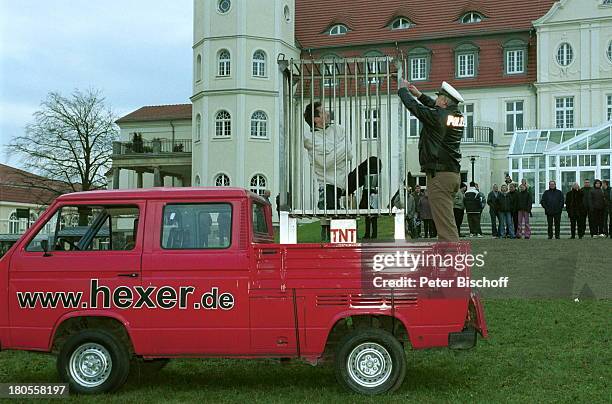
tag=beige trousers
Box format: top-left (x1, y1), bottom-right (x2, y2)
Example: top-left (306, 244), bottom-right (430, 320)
top-left (426, 172), bottom-right (460, 242)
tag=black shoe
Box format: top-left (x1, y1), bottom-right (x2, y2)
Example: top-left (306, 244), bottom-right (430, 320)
top-left (548, 237), bottom-right (553, 239)
top-left (555, 237), bottom-right (560, 239)
top-left (570, 236), bottom-right (575, 239)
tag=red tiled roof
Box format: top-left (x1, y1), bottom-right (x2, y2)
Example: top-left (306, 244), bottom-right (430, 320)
top-left (295, 0), bottom-right (557, 49)
top-left (304, 33), bottom-right (538, 92)
top-left (0, 164), bottom-right (72, 205)
top-left (116, 104), bottom-right (192, 124)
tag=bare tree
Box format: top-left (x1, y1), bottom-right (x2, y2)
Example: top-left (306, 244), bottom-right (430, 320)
top-left (8, 89), bottom-right (118, 197)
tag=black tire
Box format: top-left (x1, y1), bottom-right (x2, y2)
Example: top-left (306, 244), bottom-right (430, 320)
top-left (335, 328), bottom-right (406, 395)
top-left (57, 329), bottom-right (131, 394)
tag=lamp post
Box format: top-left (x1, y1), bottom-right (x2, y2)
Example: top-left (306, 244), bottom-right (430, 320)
top-left (469, 156), bottom-right (477, 183)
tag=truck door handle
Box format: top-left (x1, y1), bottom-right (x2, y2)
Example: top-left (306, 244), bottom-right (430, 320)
top-left (261, 249), bottom-right (278, 255)
top-left (117, 273), bottom-right (139, 278)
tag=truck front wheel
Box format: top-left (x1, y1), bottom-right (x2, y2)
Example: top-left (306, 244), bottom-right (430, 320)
top-left (57, 330), bottom-right (130, 394)
top-left (335, 328), bottom-right (406, 395)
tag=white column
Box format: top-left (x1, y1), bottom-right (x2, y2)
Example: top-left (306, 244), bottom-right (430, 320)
top-left (279, 211), bottom-right (297, 244)
top-left (394, 209), bottom-right (406, 241)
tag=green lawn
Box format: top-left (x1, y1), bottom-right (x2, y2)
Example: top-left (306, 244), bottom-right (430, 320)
top-left (1, 230), bottom-right (610, 403)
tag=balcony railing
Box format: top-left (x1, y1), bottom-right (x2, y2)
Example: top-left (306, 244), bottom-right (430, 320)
top-left (112, 139), bottom-right (192, 156)
top-left (462, 126), bottom-right (494, 145)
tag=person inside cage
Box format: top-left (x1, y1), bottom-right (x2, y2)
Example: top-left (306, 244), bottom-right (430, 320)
top-left (303, 101), bottom-right (381, 240)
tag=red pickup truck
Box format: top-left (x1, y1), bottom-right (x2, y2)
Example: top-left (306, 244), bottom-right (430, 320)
top-left (0, 188), bottom-right (487, 395)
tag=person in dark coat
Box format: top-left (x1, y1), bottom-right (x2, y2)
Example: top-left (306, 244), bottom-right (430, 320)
top-left (453, 183), bottom-right (466, 237)
top-left (581, 179), bottom-right (593, 237)
top-left (417, 190), bottom-right (436, 238)
top-left (602, 180), bottom-right (610, 237)
top-left (587, 179), bottom-right (607, 237)
top-left (487, 184), bottom-right (500, 238)
top-left (412, 185), bottom-right (423, 238)
top-left (398, 80), bottom-right (464, 242)
top-left (464, 182), bottom-right (484, 237)
top-left (516, 183), bottom-right (532, 239)
top-left (496, 184), bottom-right (515, 239)
top-left (566, 182), bottom-right (586, 239)
top-left (541, 180), bottom-right (565, 239)
top-left (508, 183), bottom-right (520, 236)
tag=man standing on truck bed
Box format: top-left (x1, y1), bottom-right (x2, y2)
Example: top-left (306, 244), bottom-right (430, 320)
top-left (398, 79), bottom-right (465, 242)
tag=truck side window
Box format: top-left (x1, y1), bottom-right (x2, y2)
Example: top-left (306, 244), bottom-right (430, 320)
top-left (25, 205), bottom-right (140, 252)
top-left (162, 203), bottom-right (232, 249)
top-left (252, 202), bottom-right (268, 235)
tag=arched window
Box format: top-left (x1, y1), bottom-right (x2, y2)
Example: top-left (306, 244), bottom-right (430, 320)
top-left (252, 50), bottom-right (266, 77)
top-left (218, 0), bottom-right (231, 14)
top-left (195, 114), bottom-right (202, 141)
top-left (215, 110), bottom-right (231, 137)
top-left (329, 24), bottom-right (348, 36)
top-left (218, 49), bottom-right (231, 76)
top-left (196, 54), bottom-right (202, 82)
top-left (250, 174), bottom-right (267, 196)
top-left (283, 5), bottom-right (291, 22)
top-left (607, 40), bottom-right (612, 63)
top-left (390, 17), bottom-right (412, 30)
top-left (556, 43), bottom-right (574, 66)
top-left (194, 175), bottom-right (201, 186)
top-left (460, 12), bottom-right (483, 24)
top-left (8, 212), bottom-right (19, 234)
top-left (250, 111), bottom-right (268, 138)
top-left (214, 173), bottom-right (231, 187)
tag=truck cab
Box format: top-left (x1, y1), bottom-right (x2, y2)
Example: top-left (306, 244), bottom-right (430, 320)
top-left (0, 187), bottom-right (486, 395)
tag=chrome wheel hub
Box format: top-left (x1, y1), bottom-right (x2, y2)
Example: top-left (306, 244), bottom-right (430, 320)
top-left (69, 343), bottom-right (112, 388)
top-left (347, 342), bottom-right (392, 388)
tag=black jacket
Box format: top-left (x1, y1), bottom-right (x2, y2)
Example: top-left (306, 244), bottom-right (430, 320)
top-left (507, 190), bottom-right (519, 213)
top-left (496, 192), bottom-right (513, 213)
top-left (587, 188), bottom-right (606, 211)
top-left (398, 89), bottom-right (462, 174)
top-left (605, 188), bottom-right (612, 213)
top-left (464, 189), bottom-right (483, 213)
top-left (565, 189), bottom-right (585, 218)
top-left (517, 190), bottom-right (532, 212)
top-left (487, 191), bottom-right (499, 212)
top-left (541, 189), bottom-right (564, 216)
top-left (582, 186), bottom-right (592, 210)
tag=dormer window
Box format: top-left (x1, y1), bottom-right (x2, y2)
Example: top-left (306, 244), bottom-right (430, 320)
top-left (390, 17), bottom-right (412, 30)
top-left (329, 24), bottom-right (348, 36)
top-left (460, 12), bottom-right (483, 24)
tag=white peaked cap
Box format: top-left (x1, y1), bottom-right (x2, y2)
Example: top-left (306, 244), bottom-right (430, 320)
top-left (436, 81), bottom-right (465, 104)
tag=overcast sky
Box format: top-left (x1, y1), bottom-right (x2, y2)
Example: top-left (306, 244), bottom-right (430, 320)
top-left (0, 0), bottom-right (192, 166)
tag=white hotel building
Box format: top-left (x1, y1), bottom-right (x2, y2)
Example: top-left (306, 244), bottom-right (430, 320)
top-left (110, 0), bottom-right (612, 211)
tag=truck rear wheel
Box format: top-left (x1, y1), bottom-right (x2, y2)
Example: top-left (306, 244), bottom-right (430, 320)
top-left (335, 328), bottom-right (406, 395)
top-left (57, 330), bottom-right (130, 394)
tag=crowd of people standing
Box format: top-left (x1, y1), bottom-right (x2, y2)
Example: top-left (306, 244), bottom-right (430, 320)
top-left (403, 175), bottom-right (612, 240)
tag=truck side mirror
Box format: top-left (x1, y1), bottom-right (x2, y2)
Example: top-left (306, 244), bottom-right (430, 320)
top-left (40, 240), bottom-right (51, 257)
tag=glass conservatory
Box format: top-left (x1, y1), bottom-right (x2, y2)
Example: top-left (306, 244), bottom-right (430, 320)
top-left (508, 121), bottom-right (612, 203)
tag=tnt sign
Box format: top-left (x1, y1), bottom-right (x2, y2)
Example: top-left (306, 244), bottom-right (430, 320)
top-left (330, 219), bottom-right (357, 244)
